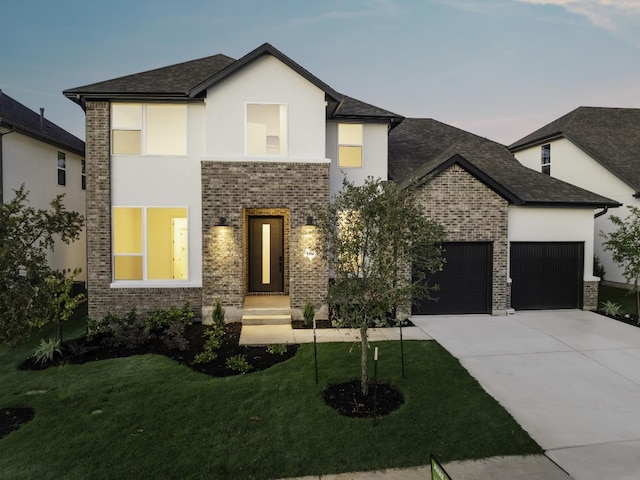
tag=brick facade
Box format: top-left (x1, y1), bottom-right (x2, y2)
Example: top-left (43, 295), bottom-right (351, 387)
top-left (84, 101), bottom-right (202, 320)
top-left (583, 280), bottom-right (599, 311)
top-left (201, 161), bottom-right (329, 316)
top-left (414, 164), bottom-right (510, 314)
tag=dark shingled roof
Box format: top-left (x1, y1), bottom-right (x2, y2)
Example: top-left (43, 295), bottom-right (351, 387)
top-left (63, 43), bottom-right (396, 123)
top-left (509, 107), bottom-right (640, 192)
top-left (0, 90), bottom-right (84, 155)
top-left (389, 118), bottom-right (619, 207)
top-left (64, 54), bottom-right (236, 100)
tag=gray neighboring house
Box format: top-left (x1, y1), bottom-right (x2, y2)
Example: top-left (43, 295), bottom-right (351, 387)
top-left (0, 90), bottom-right (87, 283)
top-left (62, 43), bottom-right (618, 321)
top-left (509, 107), bottom-right (640, 288)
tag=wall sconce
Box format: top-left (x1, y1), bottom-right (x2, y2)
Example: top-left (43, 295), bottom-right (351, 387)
top-left (214, 217), bottom-right (230, 228)
top-left (306, 216), bottom-right (315, 227)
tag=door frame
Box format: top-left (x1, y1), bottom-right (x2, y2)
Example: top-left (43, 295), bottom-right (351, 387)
top-left (243, 208), bottom-right (290, 295)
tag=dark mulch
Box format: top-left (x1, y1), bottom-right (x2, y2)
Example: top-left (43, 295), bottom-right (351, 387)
top-left (0, 407), bottom-right (35, 439)
top-left (323, 379), bottom-right (404, 418)
top-left (19, 323), bottom-right (298, 377)
top-left (597, 311), bottom-right (639, 327)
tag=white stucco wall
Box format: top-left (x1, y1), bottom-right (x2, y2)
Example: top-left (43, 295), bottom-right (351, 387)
top-left (508, 206), bottom-right (598, 282)
top-left (3, 132), bottom-right (86, 281)
top-left (204, 55), bottom-right (328, 162)
top-left (326, 121), bottom-right (388, 198)
top-left (514, 139), bottom-right (634, 285)
top-left (111, 103), bottom-right (203, 287)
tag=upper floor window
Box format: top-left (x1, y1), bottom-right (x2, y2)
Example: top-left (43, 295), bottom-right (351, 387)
top-left (112, 206), bottom-right (189, 282)
top-left (541, 144), bottom-right (551, 175)
top-left (246, 103), bottom-right (287, 156)
top-left (111, 103), bottom-right (187, 156)
top-left (338, 124), bottom-right (363, 168)
top-left (57, 151), bottom-right (66, 186)
top-left (81, 159), bottom-right (86, 190)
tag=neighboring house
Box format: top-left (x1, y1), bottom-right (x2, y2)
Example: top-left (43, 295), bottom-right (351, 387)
top-left (509, 107), bottom-right (639, 288)
top-left (63, 43), bottom-right (617, 320)
top-left (0, 90), bottom-right (87, 284)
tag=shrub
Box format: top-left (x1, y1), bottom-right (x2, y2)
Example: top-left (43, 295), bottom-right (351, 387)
top-left (33, 337), bottom-right (62, 365)
top-left (303, 301), bottom-right (315, 326)
top-left (266, 344), bottom-right (288, 355)
top-left (193, 326), bottom-right (225, 364)
top-left (226, 354), bottom-right (251, 374)
top-left (160, 319), bottom-right (191, 351)
top-left (86, 313), bottom-right (116, 341)
top-left (104, 308), bottom-right (151, 349)
top-left (146, 302), bottom-right (194, 333)
top-left (601, 300), bottom-right (622, 317)
top-left (593, 256), bottom-right (606, 279)
top-left (212, 299), bottom-right (226, 329)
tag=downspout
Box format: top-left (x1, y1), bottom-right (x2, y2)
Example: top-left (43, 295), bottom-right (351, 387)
top-left (594, 206), bottom-right (609, 219)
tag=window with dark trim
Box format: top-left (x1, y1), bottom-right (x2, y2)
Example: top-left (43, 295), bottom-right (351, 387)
top-left (81, 159), bottom-right (86, 190)
top-left (57, 151), bottom-right (66, 186)
top-left (541, 144), bottom-right (551, 175)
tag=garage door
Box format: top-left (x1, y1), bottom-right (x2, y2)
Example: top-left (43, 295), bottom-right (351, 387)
top-left (510, 242), bottom-right (583, 310)
top-left (412, 242), bottom-right (492, 315)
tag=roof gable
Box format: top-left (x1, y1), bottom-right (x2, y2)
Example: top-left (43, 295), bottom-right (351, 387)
top-left (390, 118), bottom-right (619, 208)
top-left (0, 90), bottom-right (84, 155)
top-left (509, 106), bottom-right (640, 192)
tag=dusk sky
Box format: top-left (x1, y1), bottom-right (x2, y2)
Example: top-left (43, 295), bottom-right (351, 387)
top-left (2, 0), bottom-right (640, 144)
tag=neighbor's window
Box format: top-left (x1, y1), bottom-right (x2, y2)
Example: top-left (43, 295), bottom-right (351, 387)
top-left (113, 207), bottom-right (189, 281)
top-left (246, 103), bottom-right (287, 156)
top-left (81, 159), bottom-right (86, 190)
top-left (541, 144), bottom-right (551, 175)
top-left (57, 151), bottom-right (66, 186)
top-left (111, 103), bottom-right (187, 156)
top-left (338, 124), bottom-right (363, 168)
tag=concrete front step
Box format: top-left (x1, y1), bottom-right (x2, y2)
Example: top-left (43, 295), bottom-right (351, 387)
top-left (241, 314), bottom-right (292, 325)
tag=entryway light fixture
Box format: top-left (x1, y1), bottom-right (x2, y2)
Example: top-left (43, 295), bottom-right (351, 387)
top-left (306, 216), bottom-right (315, 226)
top-left (215, 217), bottom-right (229, 228)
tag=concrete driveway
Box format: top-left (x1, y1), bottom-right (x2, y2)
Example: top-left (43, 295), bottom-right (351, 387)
top-left (412, 310), bottom-right (640, 480)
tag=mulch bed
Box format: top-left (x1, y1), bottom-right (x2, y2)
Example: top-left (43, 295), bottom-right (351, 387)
top-left (0, 407), bottom-right (35, 439)
top-left (18, 322), bottom-right (298, 377)
top-left (323, 379), bottom-right (404, 418)
top-left (597, 310), bottom-right (639, 327)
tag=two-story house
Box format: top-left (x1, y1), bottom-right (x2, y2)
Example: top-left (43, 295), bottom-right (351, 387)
top-left (64, 43), bottom-right (618, 321)
top-left (509, 107), bottom-right (640, 289)
top-left (0, 90), bottom-right (86, 285)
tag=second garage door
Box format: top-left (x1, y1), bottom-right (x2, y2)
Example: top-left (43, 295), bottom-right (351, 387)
top-left (412, 242), bottom-right (492, 315)
top-left (510, 242), bottom-right (584, 310)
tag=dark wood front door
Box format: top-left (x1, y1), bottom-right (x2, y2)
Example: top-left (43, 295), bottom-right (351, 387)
top-left (249, 216), bottom-right (284, 292)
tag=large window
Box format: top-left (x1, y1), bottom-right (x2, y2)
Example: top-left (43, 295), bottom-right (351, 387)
top-left (541, 144), bottom-right (551, 175)
top-left (246, 103), bottom-right (287, 156)
top-left (113, 207), bottom-right (189, 281)
top-left (57, 151), bottom-right (66, 186)
top-left (338, 124), bottom-right (363, 168)
top-left (111, 103), bottom-right (187, 156)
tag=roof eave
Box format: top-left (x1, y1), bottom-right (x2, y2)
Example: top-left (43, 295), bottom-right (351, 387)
top-left (509, 132), bottom-right (564, 152)
top-left (518, 200), bottom-right (622, 208)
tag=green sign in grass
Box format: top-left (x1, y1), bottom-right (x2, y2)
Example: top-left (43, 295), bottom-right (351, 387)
top-left (431, 455), bottom-right (452, 480)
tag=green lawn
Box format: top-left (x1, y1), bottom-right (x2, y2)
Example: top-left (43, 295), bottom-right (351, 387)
top-left (599, 284), bottom-right (638, 315)
top-left (1, 316), bottom-right (541, 480)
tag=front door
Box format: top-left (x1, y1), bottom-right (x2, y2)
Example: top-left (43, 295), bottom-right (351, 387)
top-left (249, 216), bottom-right (284, 292)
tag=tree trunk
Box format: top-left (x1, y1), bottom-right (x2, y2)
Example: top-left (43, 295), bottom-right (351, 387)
top-left (360, 323), bottom-right (369, 396)
top-left (636, 278), bottom-right (639, 321)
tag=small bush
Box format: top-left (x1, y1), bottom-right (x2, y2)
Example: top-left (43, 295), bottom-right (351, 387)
top-left (266, 344), bottom-right (287, 355)
top-left (161, 319), bottom-right (191, 351)
top-left (601, 300), bottom-right (622, 317)
top-left (226, 354), bottom-right (251, 374)
top-left (33, 337), bottom-right (62, 365)
top-left (193, 326), bottom-right (225, 364)
top-left (104, 308), bottom-right (151, 349)
top-left (86, 313), bottom-right (116, 341)
top-left (146, 302), bottom-right (195, 333)
top-left (212, 299), bottom-right (226, 329)
top-left (303, 301), bottom-right (315, 326)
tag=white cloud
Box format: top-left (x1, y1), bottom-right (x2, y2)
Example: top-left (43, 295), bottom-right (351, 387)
top-left (515, 0), bottom-right (640, 32)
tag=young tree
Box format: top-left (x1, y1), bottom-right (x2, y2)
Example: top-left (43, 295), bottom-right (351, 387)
top-left (0, 185), bottom-right (84, 346)
top-left (316, 177), bottom-right (445, 395)
top-left (601, 206), bottom-right (640, 319)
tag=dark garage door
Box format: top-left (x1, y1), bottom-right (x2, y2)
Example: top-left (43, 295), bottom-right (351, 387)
top-left (412, 242), bottom-right (492, 315)
top-left (510, 242), bottom-right (583, 310)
